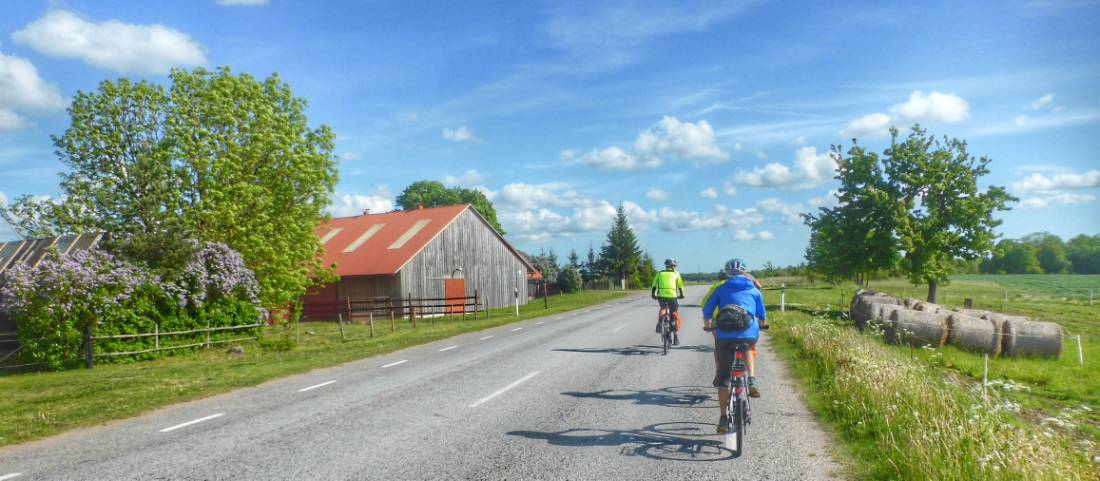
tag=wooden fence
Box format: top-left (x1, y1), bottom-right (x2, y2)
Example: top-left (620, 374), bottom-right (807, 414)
top-left (81, 322), bottom-right (263, 368)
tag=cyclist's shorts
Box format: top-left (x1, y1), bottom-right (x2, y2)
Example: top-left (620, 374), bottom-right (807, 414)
top-left (713, 337), bottom-right (757, 387)
top-left (657, 298), bottom-right (679, 313)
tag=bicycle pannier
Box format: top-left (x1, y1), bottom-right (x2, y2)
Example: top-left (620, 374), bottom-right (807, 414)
top-left (715, 304), bottom-right (751, 331)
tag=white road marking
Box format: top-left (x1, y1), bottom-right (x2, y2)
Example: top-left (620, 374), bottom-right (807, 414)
top-left (480, 335), bottom-right (494, 341)
top-left (0, 473), bottom-right (22, 481)
top-left (382, 360), bottom-right (408, 368)
top-left (469, 371), bottom-right (541, 408)
top-left (511, 327), bottom-right (523, 332)
top-left (535, 321), bottom-right (545, 325)
top-left (159, 413), bottom-right (225, 433)
top-left (439, 345), bottom-right (458, 352)
top-left (297, 380), bottom-right (336, 393)
top-left (612, 324), bottom-right (627, 333)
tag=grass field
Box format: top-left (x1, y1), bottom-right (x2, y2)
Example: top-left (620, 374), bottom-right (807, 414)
top-left (761, 275), bottom-right (1099, 479)
top-left (0, 290), bottom-right (627, 447)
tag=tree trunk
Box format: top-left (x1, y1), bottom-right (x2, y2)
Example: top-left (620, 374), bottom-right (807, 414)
top-left (927, 280), bottom-right (938, 303)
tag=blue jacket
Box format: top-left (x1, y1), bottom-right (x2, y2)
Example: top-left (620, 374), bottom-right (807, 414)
top-left (702, 276), bottom-right (766, 340)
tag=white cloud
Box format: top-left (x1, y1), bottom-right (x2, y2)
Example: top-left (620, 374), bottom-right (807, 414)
top-left (13, 10), bottom-right (206, 75)
top-left (216, 0), bottom-right (270, 5)
top-left (756, 198), bottom-right (806, 224)
top-left (1029, 93), bottom-right (1054, 110)
top-left (734, 146), bottom-right (838, 190)
top-left (329, 187), bottom-right (395, 217)
top-left (840, 113), bottom-right (892, 138)
top-left (579, 146), bottom-right (658, 170)
top-left (0, 190), bottom-right (7, 206)
top-left (442, 126), bottom-right (477, 142)
top-left (890, 90), bottom-right (970, 123)
top-left (443, 169), bottom-right (488, 187)
top-left (496, 182), bottom-right (589, 211)
top-left (699, 187), bottom-right (718, 199)
top-left (571, 116), bottom-right (727, 171)
top-left (721, 180), bottom-right (738, 196)
top-left (633, 116), bottom-right (728, 164)
top-left (971, 108), bottom-right (1100, 136)
top-left (733, 229), bottom-right (775, 241)
top-left (808, 190), bottom-right (841, 209)
top-left (1019, 192), bottom-right (1096, 209)
top-left (0, 49), bottom-right (66, 130)
top-left (645, 188), bottom-right (669, 202)
top-left (338, 152), bottom-right (362, 162)
top-left (1012, 170), bottom-right (1100, 191)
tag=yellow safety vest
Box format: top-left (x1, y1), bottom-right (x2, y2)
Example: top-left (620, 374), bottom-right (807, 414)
top-left (652, 270), bottom-right (683, 298)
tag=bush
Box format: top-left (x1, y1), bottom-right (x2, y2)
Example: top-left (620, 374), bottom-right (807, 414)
top-left (557, 266), bottom-right (582, 293)
top-left (0, 243), bottom-right (261, 369)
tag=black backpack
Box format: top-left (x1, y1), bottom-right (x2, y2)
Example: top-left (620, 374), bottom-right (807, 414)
top-left (715, 304), bottom-right (752, 331)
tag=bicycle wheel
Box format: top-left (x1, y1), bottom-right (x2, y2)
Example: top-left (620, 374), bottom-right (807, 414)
top-left (732, 397), bottom-right (745, 454)
top-left (661, 319), bottom-right (671, 355)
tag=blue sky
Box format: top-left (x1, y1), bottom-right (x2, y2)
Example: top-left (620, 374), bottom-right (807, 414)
top-left (1, 0), bottom-right (1098, 271)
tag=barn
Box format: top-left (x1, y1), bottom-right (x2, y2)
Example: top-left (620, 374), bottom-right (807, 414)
top-left (301, 204), bottom-right (539, 319)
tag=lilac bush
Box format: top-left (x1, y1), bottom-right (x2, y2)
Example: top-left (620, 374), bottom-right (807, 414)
top-left (172, 241), bottom-right (260, 310)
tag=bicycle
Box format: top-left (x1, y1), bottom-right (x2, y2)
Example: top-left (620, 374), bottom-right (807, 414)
top-left (721, 341), bottom-right (753, 454)
top-left (658, 308), bottom-right (674, 355)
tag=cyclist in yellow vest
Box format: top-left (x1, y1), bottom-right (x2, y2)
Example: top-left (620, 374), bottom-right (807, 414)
top-left (651, 258), bottom-right (685, 345)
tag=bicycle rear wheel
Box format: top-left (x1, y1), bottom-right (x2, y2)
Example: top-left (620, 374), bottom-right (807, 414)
top-left (661, 319), bottom-right (671, 355)
top-left (732, 397), bottom-right (745, 454)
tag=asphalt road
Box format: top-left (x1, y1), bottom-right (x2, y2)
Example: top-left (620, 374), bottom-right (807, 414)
top-left (0, 285), bottom-right (844, 480)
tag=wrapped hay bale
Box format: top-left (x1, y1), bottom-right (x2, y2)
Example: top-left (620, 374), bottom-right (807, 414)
top-left (913, 301), bottom-right (943, 314)
top-left (957, 308), bottom-right (994, 319)
top-left (945, 313), bottom-right (1001, 355)
top-left (901, 298), bottom-right (922, 309)
top-left (850, 292), bottom-right (898, 331)
top-left (872, 303), bottom-right (904, 339)
top-left (1002, 319), bottom-right (1064, 359)
top-left (888, 309), bottom-right (949, 347)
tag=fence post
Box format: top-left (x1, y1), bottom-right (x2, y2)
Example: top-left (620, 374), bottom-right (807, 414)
top-left (1090, 289), bottom-right (1094, 306)
top-left (543, 282), bottom-right (549, 309)
top-left (408, 293), bottom-right (417, 328)
top-left (154, 322), bottom-right (160, 353)
top-left (1077, 335), bottom-right (1084, 366)
top-left (474, 290), bottom-right (479, 321)
top-left (982, 353), bottom-right (989, 402)
top-left (514, 287), bottom-right (519, 317)
top-left (389, 299), bottom-right (395, 333)
top-left (206, 318), bottom-right (211, 348)
top-left (338, 313), bottom-right (346, 341)
top-left (780, 284), bottom-right (786, 313)
top-left (83, 325), bottom-right (94, 369)
top-left (369, 311), bottom-right (375, 338)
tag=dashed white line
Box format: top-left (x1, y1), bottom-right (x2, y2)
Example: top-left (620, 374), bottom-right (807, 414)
top-left (612, 324), bottom-right (627, 333)
top-left (469, 371), bottom-right (541, 408)
top-left (382, 360), bottom-right (408, 368)
top-left (298, 380), bottom-right (336, 393)
top-left (511, 327), bottom-right (523, 332)
top-left (535, 321), bottom-right (545, 325)
top-left (159, 413), bottom-right (225, 433)
top-left (480, 335), bottom-right (494, 341)
top-left (0, 473), bottom-right (23, 481)
top-left (439, 345), bottom-right (458, 352)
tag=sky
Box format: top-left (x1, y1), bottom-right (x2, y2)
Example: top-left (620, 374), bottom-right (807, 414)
top-left (0, 0), bottom-right (1098, 272)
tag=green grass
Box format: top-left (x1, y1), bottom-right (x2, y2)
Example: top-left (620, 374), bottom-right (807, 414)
top-left (0, 289), bottom-right (628, 447)
top-left (762, 277), bottom-right (1100, 479)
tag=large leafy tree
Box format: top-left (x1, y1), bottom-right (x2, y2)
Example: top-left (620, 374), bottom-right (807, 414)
top-left (884, 127), bottom-right (1015, 302)
top-left (599, 204), bottom-right (642, 288)
top-left (804, 142), bottom-right (900, 284)
top-left (1026, 233), bottom-right (1072, 274)
top-left (1067, 234), bottom-right (1100, 274)
top-left (0, 68), bottom-right (339, 309)
top-left (395, 180), bottom-right (504, 233)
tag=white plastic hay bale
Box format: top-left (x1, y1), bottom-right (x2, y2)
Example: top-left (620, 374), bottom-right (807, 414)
top-left (850, 291), bottom-right (896, 331)
top-left (913, 302), bottom-right (943, 314)
top-left (957, 308), bottom-right (994, 318)
top-left (945, 313), bottom-right (1000, 355)
top-left (888, 309), bottom-right (949, 347)
top-left (1002, 319), bottom-right (1064, 359)
top-left (901, 298), bottom-right (922, 309)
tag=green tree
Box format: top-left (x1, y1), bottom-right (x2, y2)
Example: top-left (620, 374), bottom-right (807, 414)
top-left (637, 252), bottom-right (657, 288)
top-left (395, 180), bottom-right (504, 234)
top-left (884, 127), bottom-right (1015, 302)
top-left (581, 244), bottom-right (599, 283)
top-left (1027, 233), bottom-right (1072, 274)
top-left (556, 266), bottom-right (582, 294)
top-left (599, 204), bottom-right (642, 288)
top-left (567, 249), bottom-right (581, 270)
top-left (1066, 234), bottom-right (1100, 274)
top-left (529, 249), bottom-right (559, 283)
top-left (0, 68), bottom-right (339, 309)
top-left (804, 142), bottom-right (901, 285)
top-left (985, 239), bottom-right (1042, 274)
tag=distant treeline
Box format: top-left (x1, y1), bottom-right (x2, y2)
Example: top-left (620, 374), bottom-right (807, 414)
top-left (976, 232), bottom-right (1100, 274)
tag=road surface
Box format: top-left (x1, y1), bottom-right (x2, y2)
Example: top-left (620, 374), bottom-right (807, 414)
top-left (0, 285), bottom-right (843, 480)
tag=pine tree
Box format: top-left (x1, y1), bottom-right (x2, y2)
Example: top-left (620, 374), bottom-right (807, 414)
top-left (599, 204), bottom-right (642, 288)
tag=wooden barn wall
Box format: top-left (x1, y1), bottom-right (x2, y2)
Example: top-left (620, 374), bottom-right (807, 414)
top-left (338, 275), bottom-right (402, 300)
top-left (399, 209), bottom-right (529, 309)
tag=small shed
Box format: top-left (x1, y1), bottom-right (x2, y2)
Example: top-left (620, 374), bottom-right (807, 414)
top-left (301, 204), bottom-right (538, 319)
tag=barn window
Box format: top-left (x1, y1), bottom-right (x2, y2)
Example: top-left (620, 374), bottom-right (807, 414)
top-left (388, 219), bottom-right (431, 249)
top-left (319, 227), bottom-right (344, 245)
top-left (344, 224), bottom-right (385, 253)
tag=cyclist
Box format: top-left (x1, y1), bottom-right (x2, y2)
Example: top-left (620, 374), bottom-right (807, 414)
top-left (702, 258), bottom-right (766, 434)
top-left (651, 258), bottom-right (685, 345)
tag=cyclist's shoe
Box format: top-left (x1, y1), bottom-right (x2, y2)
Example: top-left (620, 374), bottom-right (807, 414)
top-left (673, 334), bottom-right (680, 345)
top-left (748, 378), bottom-right (761, 398)
top-left (717, 415), bottom-right (730, 434)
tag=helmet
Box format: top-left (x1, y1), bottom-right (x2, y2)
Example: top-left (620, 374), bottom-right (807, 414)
top-left (723, 258), bottom-right (747, 276)
top-left (664, 258), bottom-right (677, 269)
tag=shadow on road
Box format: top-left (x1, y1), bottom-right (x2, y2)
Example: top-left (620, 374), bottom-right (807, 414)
top-left (561, 385), bottom-right (718, 409)
top-left (507, 422), bottom-right (738, 461)
top-left (553, 344), bottom-right (713, 356)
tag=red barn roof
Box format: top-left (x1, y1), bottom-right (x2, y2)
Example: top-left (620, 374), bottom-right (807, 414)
top-left (316, 204), bottom-right (537, 277)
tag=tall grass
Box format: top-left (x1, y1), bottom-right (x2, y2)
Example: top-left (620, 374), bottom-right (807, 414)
top-left (773, 307), bottom-right (1098, 481)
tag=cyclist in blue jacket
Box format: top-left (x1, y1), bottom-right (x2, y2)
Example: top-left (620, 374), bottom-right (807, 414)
top-left (702, 258), bottom-right (767, 434)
